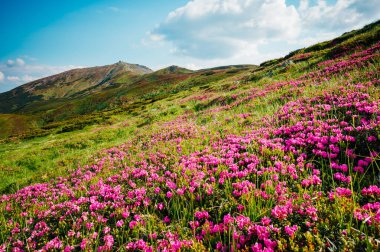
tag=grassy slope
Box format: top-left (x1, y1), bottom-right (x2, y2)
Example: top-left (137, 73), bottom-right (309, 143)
top-left (0, 114), bottom-right (38, 138)
top-left (0, 65), bottom-right (256, 140)
top-left (0, 23), bottom-right (378, 193)
top-left (0, 20), bottom-right (379, 251)
top-left (0, 65), bottom-right (256, 193)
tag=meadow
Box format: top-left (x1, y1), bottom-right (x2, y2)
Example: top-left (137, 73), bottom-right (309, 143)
top-left (0, 22), bottom-right (380, 251)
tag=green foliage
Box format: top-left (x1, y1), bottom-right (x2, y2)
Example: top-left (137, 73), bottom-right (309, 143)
top-left (0, 19), bottom-right (379, 199)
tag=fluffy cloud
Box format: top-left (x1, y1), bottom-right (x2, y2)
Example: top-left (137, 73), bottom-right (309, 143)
top-left (150, 0), bottom-right (380, 67)
top-left (21, 75), bottom-right (37, 83)
top-left (16, 58), bottom-right (25, 66)
top-left (0, 57), bottom-right (83, 92)
top-left (7, 76), bottom-right (20, 81)
top-left (6, 58), bottom-right (25, 67)
top-left (153, 0), bottom-right (300, 59)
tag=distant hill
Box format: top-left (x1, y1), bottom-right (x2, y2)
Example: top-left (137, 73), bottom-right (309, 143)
top-left (154, 65), bottom-right (193, 75)
top-left (0, 20), bottom-right (379, 141)
top-left (1, 20), bottom-right (380, 252)
top-left (0, 61), bottom-right (152, 113)
top-left (0, 60), bottom-right (257, 138)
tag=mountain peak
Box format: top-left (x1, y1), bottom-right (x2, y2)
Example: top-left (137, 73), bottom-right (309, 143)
top-left (116, 60), bottom-right (127, 65)
top-left (0, 61), bottom-right (153, 113)
top-left (155, 65), bottom-right (193, 74)
top-left (112, 61), bottom-right (153, 74)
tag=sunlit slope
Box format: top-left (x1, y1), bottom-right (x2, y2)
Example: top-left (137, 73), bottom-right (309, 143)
top-left (0, 20), bottom-right (379, 251)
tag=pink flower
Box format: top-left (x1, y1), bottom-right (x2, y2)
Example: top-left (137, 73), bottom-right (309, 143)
top-left (261, 217), bottom-right (271, 226)
top-left (254, 225), bottom-right (270, 240)
top-left (264, 238), bottom-right (277, 249)
top-left (166, 191), bottom-right (173, 198)
top-left (11, 227), bottom-right (20, 235)
top-left (189, 220), bottom-right (199, 229)
top-left (271, 205), bottom-right (291, 220)
top-left (306, 206), bottom-right (318, 221)
top-left (64, 246), bottom-right (74, 252)
top-left (236, 215), bottom-right (251, 230)
top-left (156, 202), bottom-right (164, 210)
top-left (129, 221), bottom-right (138, 230)
top-left (103, 234), bottom-right (114, 249)
top-left (80, 238), bottom-right (88, 250)
top-left (335, 187), bottom-right (352, 197)
top-left (353, 166), bottom-right (364, 173)
top-left (44, 237), bottom-right (62, 250)
top-left (122, 210), bottom-right (130, 219)
top-left (86, 222), bottom-right (94, 230)
top-left (149, 232), bottom-right (157, 240)
top-left (362, 185), bottom-right (380, 197)
top-left (194, 211), bottom-right (210, 220)
top-left (216, 242), bottom-right (223, 250)
top-left (103, 226), bottom-right (111, 234)
top-left (368, 136), bottom-right (377, 142)
top-left (223, 214), bottom-right (234, 225)
top-left (251, 243), bottom-right (263, 252)
top-left (163, 216), bottom-right (171, 223)
top-left (91, 232), bottom-right (98, 239)
top-left (284, 225), bottom-right (298, 236)
top-left (116, 220), bottom-right (124, 228)
top-left (177, 188), bottom-right (185, 195)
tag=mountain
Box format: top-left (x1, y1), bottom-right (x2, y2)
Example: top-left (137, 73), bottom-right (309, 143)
top-left (1, 20), bottom-right (380, 251)
top-left (0, 60), bottom-right (257, 139)
top-left (0, 20), bottom-right (378, 141)
top-left (154, 65), bottom-right (193, 75)
top-left (0, 61), bottom-right (152, 113)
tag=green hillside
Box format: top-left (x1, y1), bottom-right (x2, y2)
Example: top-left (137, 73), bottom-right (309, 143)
top-left (0, 20), bottom-right (379, 251)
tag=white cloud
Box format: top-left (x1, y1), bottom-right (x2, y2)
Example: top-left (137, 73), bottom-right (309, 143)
top-left (21, 75), bottom-right (37, 82)
top-left (0, 57), bottom-right (83, 92)
top-left (6, 60), bottom-right (15, 67)
top-left (22, 64), bottom-right (82, 74)
top-left (16, 58), bottom-right (25, 66)
top-left (7, 76), bottom-right (20, 81)
top-left (152, 0), bottom-right (300, 60)
top-left (150, 0), bottom-right (380, 67)
top-left (147, 32), bottom-right (165, 42)
top-left (6, 58), bottom-right (26, 67)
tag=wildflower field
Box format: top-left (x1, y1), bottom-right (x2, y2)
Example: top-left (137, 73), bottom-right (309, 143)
top-left (1, 22), bottom-right (380, 251)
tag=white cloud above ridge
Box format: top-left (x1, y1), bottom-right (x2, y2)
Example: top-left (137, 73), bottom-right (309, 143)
top-left (6, 58), bottom-right (25, 67)
top-left (0, 57), bottom-right (83, 92)
top-left (7, 76), bottom-right (21, 82)
top-left (150, 0), bottom-right (380, 67)
top-left (16, 58), bottom-right (25, 66)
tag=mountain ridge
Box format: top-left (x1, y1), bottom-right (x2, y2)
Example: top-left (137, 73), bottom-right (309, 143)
top-left (1, 20), bottom-right (380, 251)
top-left (0, 62), bottom-right (153, 114)
top-left (0, 62), bottom-right (258, 115)
top-left (0, 20), bottom-right (378, 140)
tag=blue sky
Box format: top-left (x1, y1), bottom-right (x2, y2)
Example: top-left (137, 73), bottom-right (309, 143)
top-left (0, 0), bottom-right (379, 92)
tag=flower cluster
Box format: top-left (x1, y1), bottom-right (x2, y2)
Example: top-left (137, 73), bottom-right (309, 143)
top-left (1, 35), bottom-right (380, 251)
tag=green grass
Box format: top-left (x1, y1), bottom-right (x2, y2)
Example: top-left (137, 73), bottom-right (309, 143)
top-left (0, 20), bottom-right (379, 196)
top-left (0, 21), bottom-right (380, 252)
